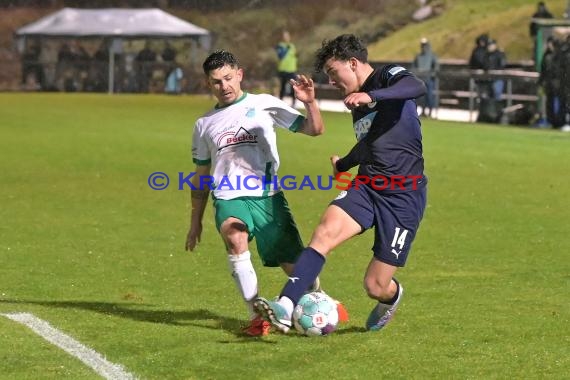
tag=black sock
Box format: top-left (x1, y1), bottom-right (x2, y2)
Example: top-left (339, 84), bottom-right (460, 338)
top-left (384, 278), bottom-right (400, 305)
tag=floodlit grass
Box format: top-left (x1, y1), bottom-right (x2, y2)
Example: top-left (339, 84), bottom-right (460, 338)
top-left (0, 93), bottom-right (569, 379)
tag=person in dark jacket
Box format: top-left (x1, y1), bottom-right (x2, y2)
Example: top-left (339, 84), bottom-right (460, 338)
top-left (530, 1), bottom-right (554, 39)
top-left (469, 34), bottom-right (489, 70)
top-left (485, 39), bottom-right (507, 101)
top-left (136, 41), bottom-right (157, 93)
top-left (539, 36), bottom-right (563, 127)
top-left (530, 2), bottom-right (554, 60)
top-left (559, 36), bottom-right (570, 130)
top-left (469, 34), bottom-right (491, 101)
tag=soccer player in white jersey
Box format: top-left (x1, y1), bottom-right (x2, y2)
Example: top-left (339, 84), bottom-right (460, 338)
top-left (185, 50), bottom-right (344, 336)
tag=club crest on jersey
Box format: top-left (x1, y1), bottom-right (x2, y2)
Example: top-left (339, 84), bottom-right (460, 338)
top-left (217, 127), bottom-right (258, 149)
top-left (353, 111), bottom-right (377, 141)
top-left (245, 107), bottom-right (256, 118)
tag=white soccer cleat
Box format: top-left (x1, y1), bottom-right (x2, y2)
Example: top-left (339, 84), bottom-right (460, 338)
top-left (366, 284), bottom-right (403, 331)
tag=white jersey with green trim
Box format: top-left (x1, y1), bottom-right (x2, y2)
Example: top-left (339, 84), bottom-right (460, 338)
top-left (192, 92), bottom-right (304, 200)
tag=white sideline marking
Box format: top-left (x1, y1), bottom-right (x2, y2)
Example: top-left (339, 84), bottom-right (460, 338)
top-left (2, 312), bottom-right (137, 380)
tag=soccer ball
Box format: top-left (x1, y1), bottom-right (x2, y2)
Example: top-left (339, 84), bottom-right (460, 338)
top-left (293, 291), bottom-right (339, 336)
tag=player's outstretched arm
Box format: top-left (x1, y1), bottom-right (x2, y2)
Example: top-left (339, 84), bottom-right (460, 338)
top-left (368, 75), bottom-right (426, 101)
top-left (291, 75), bottom-right (325, 136)
top-left (185, 164), bottom-right (211, 251)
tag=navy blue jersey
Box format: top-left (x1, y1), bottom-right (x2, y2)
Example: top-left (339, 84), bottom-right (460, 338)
top-left (337, 65), bottom-right (427, 193)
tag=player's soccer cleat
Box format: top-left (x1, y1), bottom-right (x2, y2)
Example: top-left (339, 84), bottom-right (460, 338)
top-left (335, 300), bottom-right (350, 323)
top-left (242, 316), bottom-right (271, 337)
top-left (253, 297), bottom-right (292, 333)
top-left (366, 284), bottom-right (403, 331)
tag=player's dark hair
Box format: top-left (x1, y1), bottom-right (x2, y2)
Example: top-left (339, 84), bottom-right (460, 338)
top-left (202, 50), bottom-right (239, 75)
top-left (314, 34), bottom-right (368, 73)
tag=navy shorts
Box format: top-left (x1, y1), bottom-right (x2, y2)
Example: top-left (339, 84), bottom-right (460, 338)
top-left (330, 184), bottom-right (427, 267)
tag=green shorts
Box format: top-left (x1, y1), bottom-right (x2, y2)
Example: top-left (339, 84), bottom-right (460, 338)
top-left (213, 192), bottom-right (304, 267)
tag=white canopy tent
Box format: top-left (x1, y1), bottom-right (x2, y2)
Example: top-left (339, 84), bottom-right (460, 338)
top-left (14, 8), bottom-right (212, 93)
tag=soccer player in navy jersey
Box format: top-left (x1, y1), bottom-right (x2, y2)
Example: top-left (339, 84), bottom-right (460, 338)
top-left (254, 34), bottom-right (428, 333)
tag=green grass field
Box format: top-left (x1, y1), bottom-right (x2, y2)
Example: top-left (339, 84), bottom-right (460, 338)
top-left (0, 93), bottom-right (568, 379)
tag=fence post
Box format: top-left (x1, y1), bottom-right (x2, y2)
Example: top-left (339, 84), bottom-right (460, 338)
top-left (468, 76), bottom-right (475, 122)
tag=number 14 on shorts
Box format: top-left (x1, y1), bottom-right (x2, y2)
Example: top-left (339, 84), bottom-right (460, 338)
top-left (391, 227), bottom-right (408, 258)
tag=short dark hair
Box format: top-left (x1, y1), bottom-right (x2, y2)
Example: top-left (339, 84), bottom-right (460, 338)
top-left (314, 34), bottom-right (368, 73)
top-left (202, 50), bottom-right (239, 75)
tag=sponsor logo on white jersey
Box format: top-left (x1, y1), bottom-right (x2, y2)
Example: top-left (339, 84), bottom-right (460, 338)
top-left (217, 127), bottom-right (258, 149)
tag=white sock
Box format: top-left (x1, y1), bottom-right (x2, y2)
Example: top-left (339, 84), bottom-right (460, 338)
top-left (278, 296), bottom-right (294, 317)
top-left (228, 251), bottom-right (258, 320)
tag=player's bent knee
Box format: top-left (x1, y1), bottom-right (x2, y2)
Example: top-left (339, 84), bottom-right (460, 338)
top-left (220, 219), bottom-right (248, 253)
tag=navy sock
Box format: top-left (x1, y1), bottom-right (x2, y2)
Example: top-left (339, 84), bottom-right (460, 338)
top-left (384, 278), bottom-right (400, 305)
top-left (281, 247), bottom-right (325, 305)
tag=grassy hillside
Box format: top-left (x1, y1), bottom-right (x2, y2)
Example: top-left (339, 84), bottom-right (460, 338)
top-left (368, 0), bottom-right (568, 62)
top-left (155, 0), bottom-right (419, 76)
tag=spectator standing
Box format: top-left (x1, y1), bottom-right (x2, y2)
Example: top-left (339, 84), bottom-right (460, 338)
top-left (539, 36), bottom-right (563, 127)
top-left (162, 42), bottom-right (181, 94)
top-left (530, 2), bottom-right (554, 60)
top-left (412, 37), bottom-right (439, 117)
top-left (469, 34), bottom-right (489, 70)
top-left (120, 42), bottom-right (138, 93)
top-left (164, 67), bottom-right (184, 94)
top-left (275, 30), bottom-right (298, 106)
top-left (92, 41), bottom-right (109, 92)
top-left (485, 39), bottom-right (507, 101)
top-left (56, 42), bottom-right (77, 91)
top-left (530, 2), bottom-right (554, 38)
top-left (136, 41), bottom-right (157, 93)
top-left (469, 34), bottom-right (492, 100)
top-left (72, 41), bottom-right (91, 91)
top-left (559, 36), bottom-right (570, 131)
top-left (21, 39), bottom-right (44, 90)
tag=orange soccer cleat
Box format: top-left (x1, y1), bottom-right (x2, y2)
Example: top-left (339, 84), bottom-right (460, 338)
top-left (242, 316), bottom-right (271, 337)
top-left (335, 300), bottom-right (350, 323)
